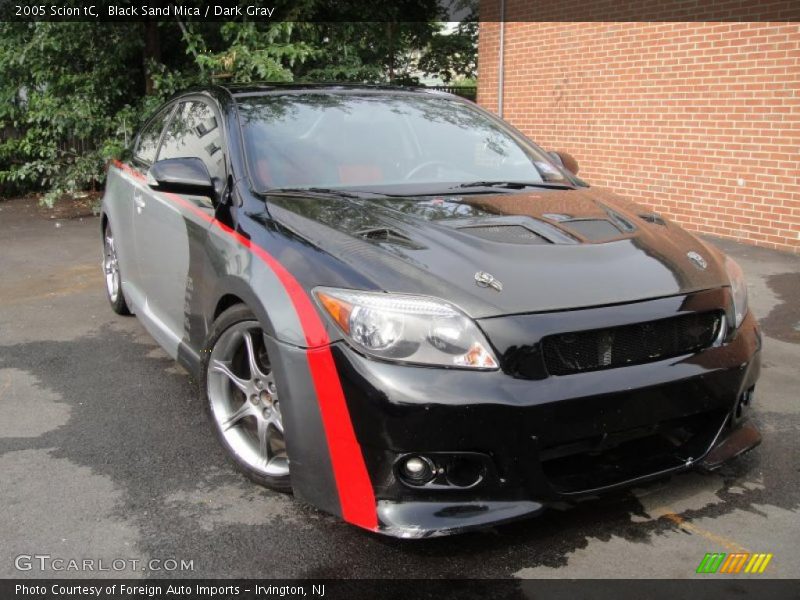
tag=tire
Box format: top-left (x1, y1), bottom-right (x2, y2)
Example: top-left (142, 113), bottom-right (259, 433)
top-left (201, 304), bottom-right (292, 492)
top-left (103, 223), bottom-right (132, 315)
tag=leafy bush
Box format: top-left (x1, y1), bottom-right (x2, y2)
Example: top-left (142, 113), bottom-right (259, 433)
top-left (0, 16), bottom-right (476, 204)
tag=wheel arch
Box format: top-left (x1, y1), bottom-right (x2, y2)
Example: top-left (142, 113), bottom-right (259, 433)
top-left (206, 276), bottom-right (282, 345)
top-left (213, 293), bottom-right (246, 320)
top-left (100, 210), bottom-right (112, 244)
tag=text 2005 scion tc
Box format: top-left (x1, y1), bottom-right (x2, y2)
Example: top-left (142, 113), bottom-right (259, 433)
top-left (101, 84), bottom-right (761, 538)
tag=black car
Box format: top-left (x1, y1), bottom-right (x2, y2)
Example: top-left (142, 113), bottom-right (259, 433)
top-left (101, 84), bottom-right (761, 537)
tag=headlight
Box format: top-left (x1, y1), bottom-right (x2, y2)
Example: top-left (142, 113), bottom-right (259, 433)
top-left (724, 256), bottom-right (749, 328)
top-left (314, 288), bottom-right (498, 369)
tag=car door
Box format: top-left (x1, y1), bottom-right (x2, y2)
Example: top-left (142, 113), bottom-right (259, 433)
top-left (115, 104), bottom-right (175, 312)
top-left (133, 99), bottom-right (225, 357)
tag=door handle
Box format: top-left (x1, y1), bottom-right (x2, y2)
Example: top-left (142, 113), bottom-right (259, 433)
top-left (134, 192), bottom-right (145, 213)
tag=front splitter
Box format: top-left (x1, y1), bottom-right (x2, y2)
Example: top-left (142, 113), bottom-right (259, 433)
top-left (376, 500), bottom-right (544, 538)
top-left (698, 420), bottom-right (762, 471)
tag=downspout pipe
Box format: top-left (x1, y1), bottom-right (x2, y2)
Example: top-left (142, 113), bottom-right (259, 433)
top-left (498, 0), bottom-right (505, 117)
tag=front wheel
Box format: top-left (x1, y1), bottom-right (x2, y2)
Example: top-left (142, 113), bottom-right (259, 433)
top-left (201, 305), bottom-right (291, 492)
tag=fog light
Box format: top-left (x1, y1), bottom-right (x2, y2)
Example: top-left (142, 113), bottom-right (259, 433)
top-left (399, 455), bottom-right (435, 485)
top-left (446, 457), bottom-right (485, 488)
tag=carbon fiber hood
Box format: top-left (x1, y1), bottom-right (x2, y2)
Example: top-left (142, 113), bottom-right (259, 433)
top-left (265, 187), bottom-right (730, 319)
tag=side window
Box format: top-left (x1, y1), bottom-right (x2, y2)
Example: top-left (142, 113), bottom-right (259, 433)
top-left (158, 101), bottom-right (225, 181)
top-left (133, 106), bottom-right (172, 165)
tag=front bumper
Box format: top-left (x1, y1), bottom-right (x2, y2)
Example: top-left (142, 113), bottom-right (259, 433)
top-left (329, 298), bottom-right (762, 538)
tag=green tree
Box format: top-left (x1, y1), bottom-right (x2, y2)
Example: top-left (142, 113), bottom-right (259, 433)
top-left (417, 16), bottom-right (478, 83)
top-left (0, 12), bottom-right (476, 204)
top-left (0, 22), bottom-right (146, 202)
top-left (0, 20), bottom-right (312, 203)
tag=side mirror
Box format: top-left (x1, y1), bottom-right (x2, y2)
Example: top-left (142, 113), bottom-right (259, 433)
top-left (148, 157), bottom-right (216, 198)
top-left (548, 151), bottom-right (580, 175)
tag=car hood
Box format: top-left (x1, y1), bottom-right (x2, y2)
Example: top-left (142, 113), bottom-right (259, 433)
top-left (265, 187), bottom-right (729, 319)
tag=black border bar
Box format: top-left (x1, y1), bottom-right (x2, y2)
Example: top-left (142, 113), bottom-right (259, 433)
top-left (3, 579), bottom-right (800, 600)
top-left (0, 0), bottom-right (798, 22)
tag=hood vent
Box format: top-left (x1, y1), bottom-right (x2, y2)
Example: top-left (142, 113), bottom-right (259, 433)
top-left (564, 219), bottom-right (623, 242)
top-left (358, 227), bottom-right (424, 249)
top-left (603, 208), bottom-right (636, 233)
top-left (639, 212), bottom-right (667, 226)
top-left (459, 224), bottom-right (550, 245)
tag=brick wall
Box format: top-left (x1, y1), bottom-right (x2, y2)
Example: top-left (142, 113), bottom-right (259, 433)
top-left (477, 16), bottom-right (800, 252)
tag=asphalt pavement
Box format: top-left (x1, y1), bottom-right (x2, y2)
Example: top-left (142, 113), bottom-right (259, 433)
top-left (1, 196), bottom-right (798, 579)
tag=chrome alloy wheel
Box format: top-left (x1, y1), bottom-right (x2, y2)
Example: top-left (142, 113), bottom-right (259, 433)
top-left (103, 232), bottom-right (121, 302)
top-left (207, 321), bottom-right (289, 478)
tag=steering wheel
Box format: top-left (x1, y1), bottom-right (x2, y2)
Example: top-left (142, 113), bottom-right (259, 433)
top-left (404, 160), bottom-right (452, 181)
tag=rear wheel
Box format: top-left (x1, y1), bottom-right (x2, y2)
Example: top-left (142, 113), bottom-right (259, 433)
top-left (202, 305), bottom-right (291, 492)
top-left (103, 224), bottom-right (131, 315)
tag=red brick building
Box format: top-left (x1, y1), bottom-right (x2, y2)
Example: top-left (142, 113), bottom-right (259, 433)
top-left (477, 11), bottom-right (800, 252)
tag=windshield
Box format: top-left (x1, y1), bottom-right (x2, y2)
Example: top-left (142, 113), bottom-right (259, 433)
top-left (236, 92), bottom-right (577, 194)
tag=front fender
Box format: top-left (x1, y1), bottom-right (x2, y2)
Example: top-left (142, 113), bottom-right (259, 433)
top-left (189, 219), bottom-right (378, 531)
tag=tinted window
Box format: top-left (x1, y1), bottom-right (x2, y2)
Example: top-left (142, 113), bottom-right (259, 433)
top-left (134, 106), bottom-right (172, 165)
top-left (158, 101), bottom-right (224, 181)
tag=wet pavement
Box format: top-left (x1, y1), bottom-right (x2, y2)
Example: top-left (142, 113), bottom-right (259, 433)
top-left (1, 197), bottom-right (798, 579)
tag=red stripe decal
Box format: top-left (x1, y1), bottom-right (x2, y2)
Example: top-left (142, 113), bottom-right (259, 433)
top-left (111, 160), bottom-right (378, 530)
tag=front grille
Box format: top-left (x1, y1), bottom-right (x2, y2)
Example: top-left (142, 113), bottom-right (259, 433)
top-left (541, 409), bottom-right (727, 494)
top-left (542, 311), bottom-right (723, 376)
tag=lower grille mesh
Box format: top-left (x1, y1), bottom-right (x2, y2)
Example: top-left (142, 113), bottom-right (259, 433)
top-left (542, 311), bottom-right (723, 376)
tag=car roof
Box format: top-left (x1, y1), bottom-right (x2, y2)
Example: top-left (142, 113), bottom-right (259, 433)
top-left (214, 82), bottom-right (452, 99)
top-left (155, 83), bottom-right (465, 128)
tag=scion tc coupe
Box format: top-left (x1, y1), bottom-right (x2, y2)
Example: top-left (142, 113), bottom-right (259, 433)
top-left (101, 85), bottom-right (761, 537)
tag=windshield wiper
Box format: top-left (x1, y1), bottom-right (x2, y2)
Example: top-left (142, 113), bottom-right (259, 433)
top-left (264, 187), bottom-right (371, 199)
top-left (454, 181), bottom-right (575, 191)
